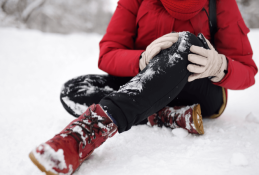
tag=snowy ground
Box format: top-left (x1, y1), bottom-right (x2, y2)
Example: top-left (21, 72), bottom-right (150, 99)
top-left (0, 28), bottom-right (259, 175)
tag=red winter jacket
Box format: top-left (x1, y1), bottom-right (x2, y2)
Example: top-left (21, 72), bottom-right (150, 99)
top-left (99, 0), bottom-right (258, 98)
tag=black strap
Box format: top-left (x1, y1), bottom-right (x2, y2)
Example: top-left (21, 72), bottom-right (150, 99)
top-left (209, 0), bottom-right (217, 46)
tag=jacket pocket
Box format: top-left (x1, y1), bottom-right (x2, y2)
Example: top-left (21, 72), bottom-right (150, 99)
top-left (237, 19), bottom-right (253, 55)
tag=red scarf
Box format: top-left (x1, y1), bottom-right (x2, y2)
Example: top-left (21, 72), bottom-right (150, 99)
top-left (160, 0), bottom-right (207, 21)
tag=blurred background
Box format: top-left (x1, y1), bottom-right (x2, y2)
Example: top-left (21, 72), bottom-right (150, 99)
top-left (0, 0), bottom-right (117, 34)
top-left (0, 0), bottom-right (258, 35)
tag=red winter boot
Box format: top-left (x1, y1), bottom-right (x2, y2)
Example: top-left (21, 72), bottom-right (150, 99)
top-left (148, 104), bottom-right (204, 134)
top-left (29, 104), bottom-right (117, 175)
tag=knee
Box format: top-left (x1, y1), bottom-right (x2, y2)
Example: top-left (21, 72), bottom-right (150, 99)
top-left (181, 32), bottom-right (203, 49)
top-left (163, 32), bottom-right (203, 68)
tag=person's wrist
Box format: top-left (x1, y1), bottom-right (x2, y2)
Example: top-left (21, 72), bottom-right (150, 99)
top-left (139, 52), bottom-right (146, 71)
top-left (211, 54), bottom-right (228, 82)
top-left (139, 52), bottom-right (143, 72)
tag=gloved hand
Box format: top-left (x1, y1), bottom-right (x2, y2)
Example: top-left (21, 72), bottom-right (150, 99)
top-left (187, 37), bottom-right (228, 82)
top-left (139, 33), bottom-right (179, 71)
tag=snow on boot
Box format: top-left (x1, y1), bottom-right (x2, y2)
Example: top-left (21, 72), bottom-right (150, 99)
top-left (147, 104), bottom-right (204, 134)
top-left (29, 104), bottom-right (118, 175)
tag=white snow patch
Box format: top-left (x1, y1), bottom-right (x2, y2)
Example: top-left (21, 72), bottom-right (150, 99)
top-left (38, 145), bottom-right (44, 151)
top-left (168, 53), bottom-right (183, 66)
top-left (68, 84), bottom-right (113, 96)
top-left (168, 104), bottom-right (196, 130)
top-left (230, 153), bottom-right (249, 166)
top-left (184, 112), bottom-right (195, 131)
top-left (85, 86), bottom-right (96, 94)
top-left (60, 165), bottom-right (73, 175)
top-left (118, 68), bottom-right (155, 95)
top-left (172, 128), bottom-right (189, 138)
top-left (246, 112), bottom-right (259, 124)
top-left (178, 32), bottom-right (189, 52)
top-left (119, 79), bottom-right (143, 93)
top-left (91, 110), bottom-right (106, 121)
top-left (33, 144), bottom-right (68, 172)
top-left (62, 96), bottom-right (88, 115)
top-left (118, 77), bottom-right (143, 94)
top-left (60, 134), bottom-right (67, 138)
top-left (218, 128), bottom-right (225, 133)
top-left (72, 126), bottom-right (88, 146)
top-left (103, 86), bottom-right (114, 91)
top-left (141, 68), bottom-right (156, 81)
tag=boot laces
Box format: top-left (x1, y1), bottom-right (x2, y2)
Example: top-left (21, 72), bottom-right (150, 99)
top-left (153, 108), bottom-right (178, 128)
top-left (65, 109), bottom-right (107, 148)
top-left (153, 115), bottom-right (163, 127)
top-left (162, 108), bottom-right (179, 129)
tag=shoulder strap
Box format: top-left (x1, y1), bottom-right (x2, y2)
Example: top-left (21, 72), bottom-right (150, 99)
top-left (209, 0), bottom-right (217, 46)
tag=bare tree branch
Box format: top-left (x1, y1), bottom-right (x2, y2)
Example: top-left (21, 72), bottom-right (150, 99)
top-left (0, 0), bottom-right (8, 13)
top-left (22, 0), bottom-right (45, 22)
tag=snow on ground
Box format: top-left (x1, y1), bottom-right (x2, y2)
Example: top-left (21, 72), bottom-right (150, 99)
top-left (0, 28), bottom-right (259, 175)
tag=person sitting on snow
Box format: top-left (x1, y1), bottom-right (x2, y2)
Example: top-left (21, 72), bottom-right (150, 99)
top-left (29, 0), bottom-right (257, 174)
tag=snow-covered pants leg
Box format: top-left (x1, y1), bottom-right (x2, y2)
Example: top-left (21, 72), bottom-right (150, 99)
top-left (99, 32), bottom-right (223, 133)
top-left (60, 75), bottom-right (132, 117)
top-left (60, 74), bottom-right (223, 121)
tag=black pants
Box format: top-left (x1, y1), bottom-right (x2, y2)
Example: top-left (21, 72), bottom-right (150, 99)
top-left (60, 32), bottom-right (223, 133)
